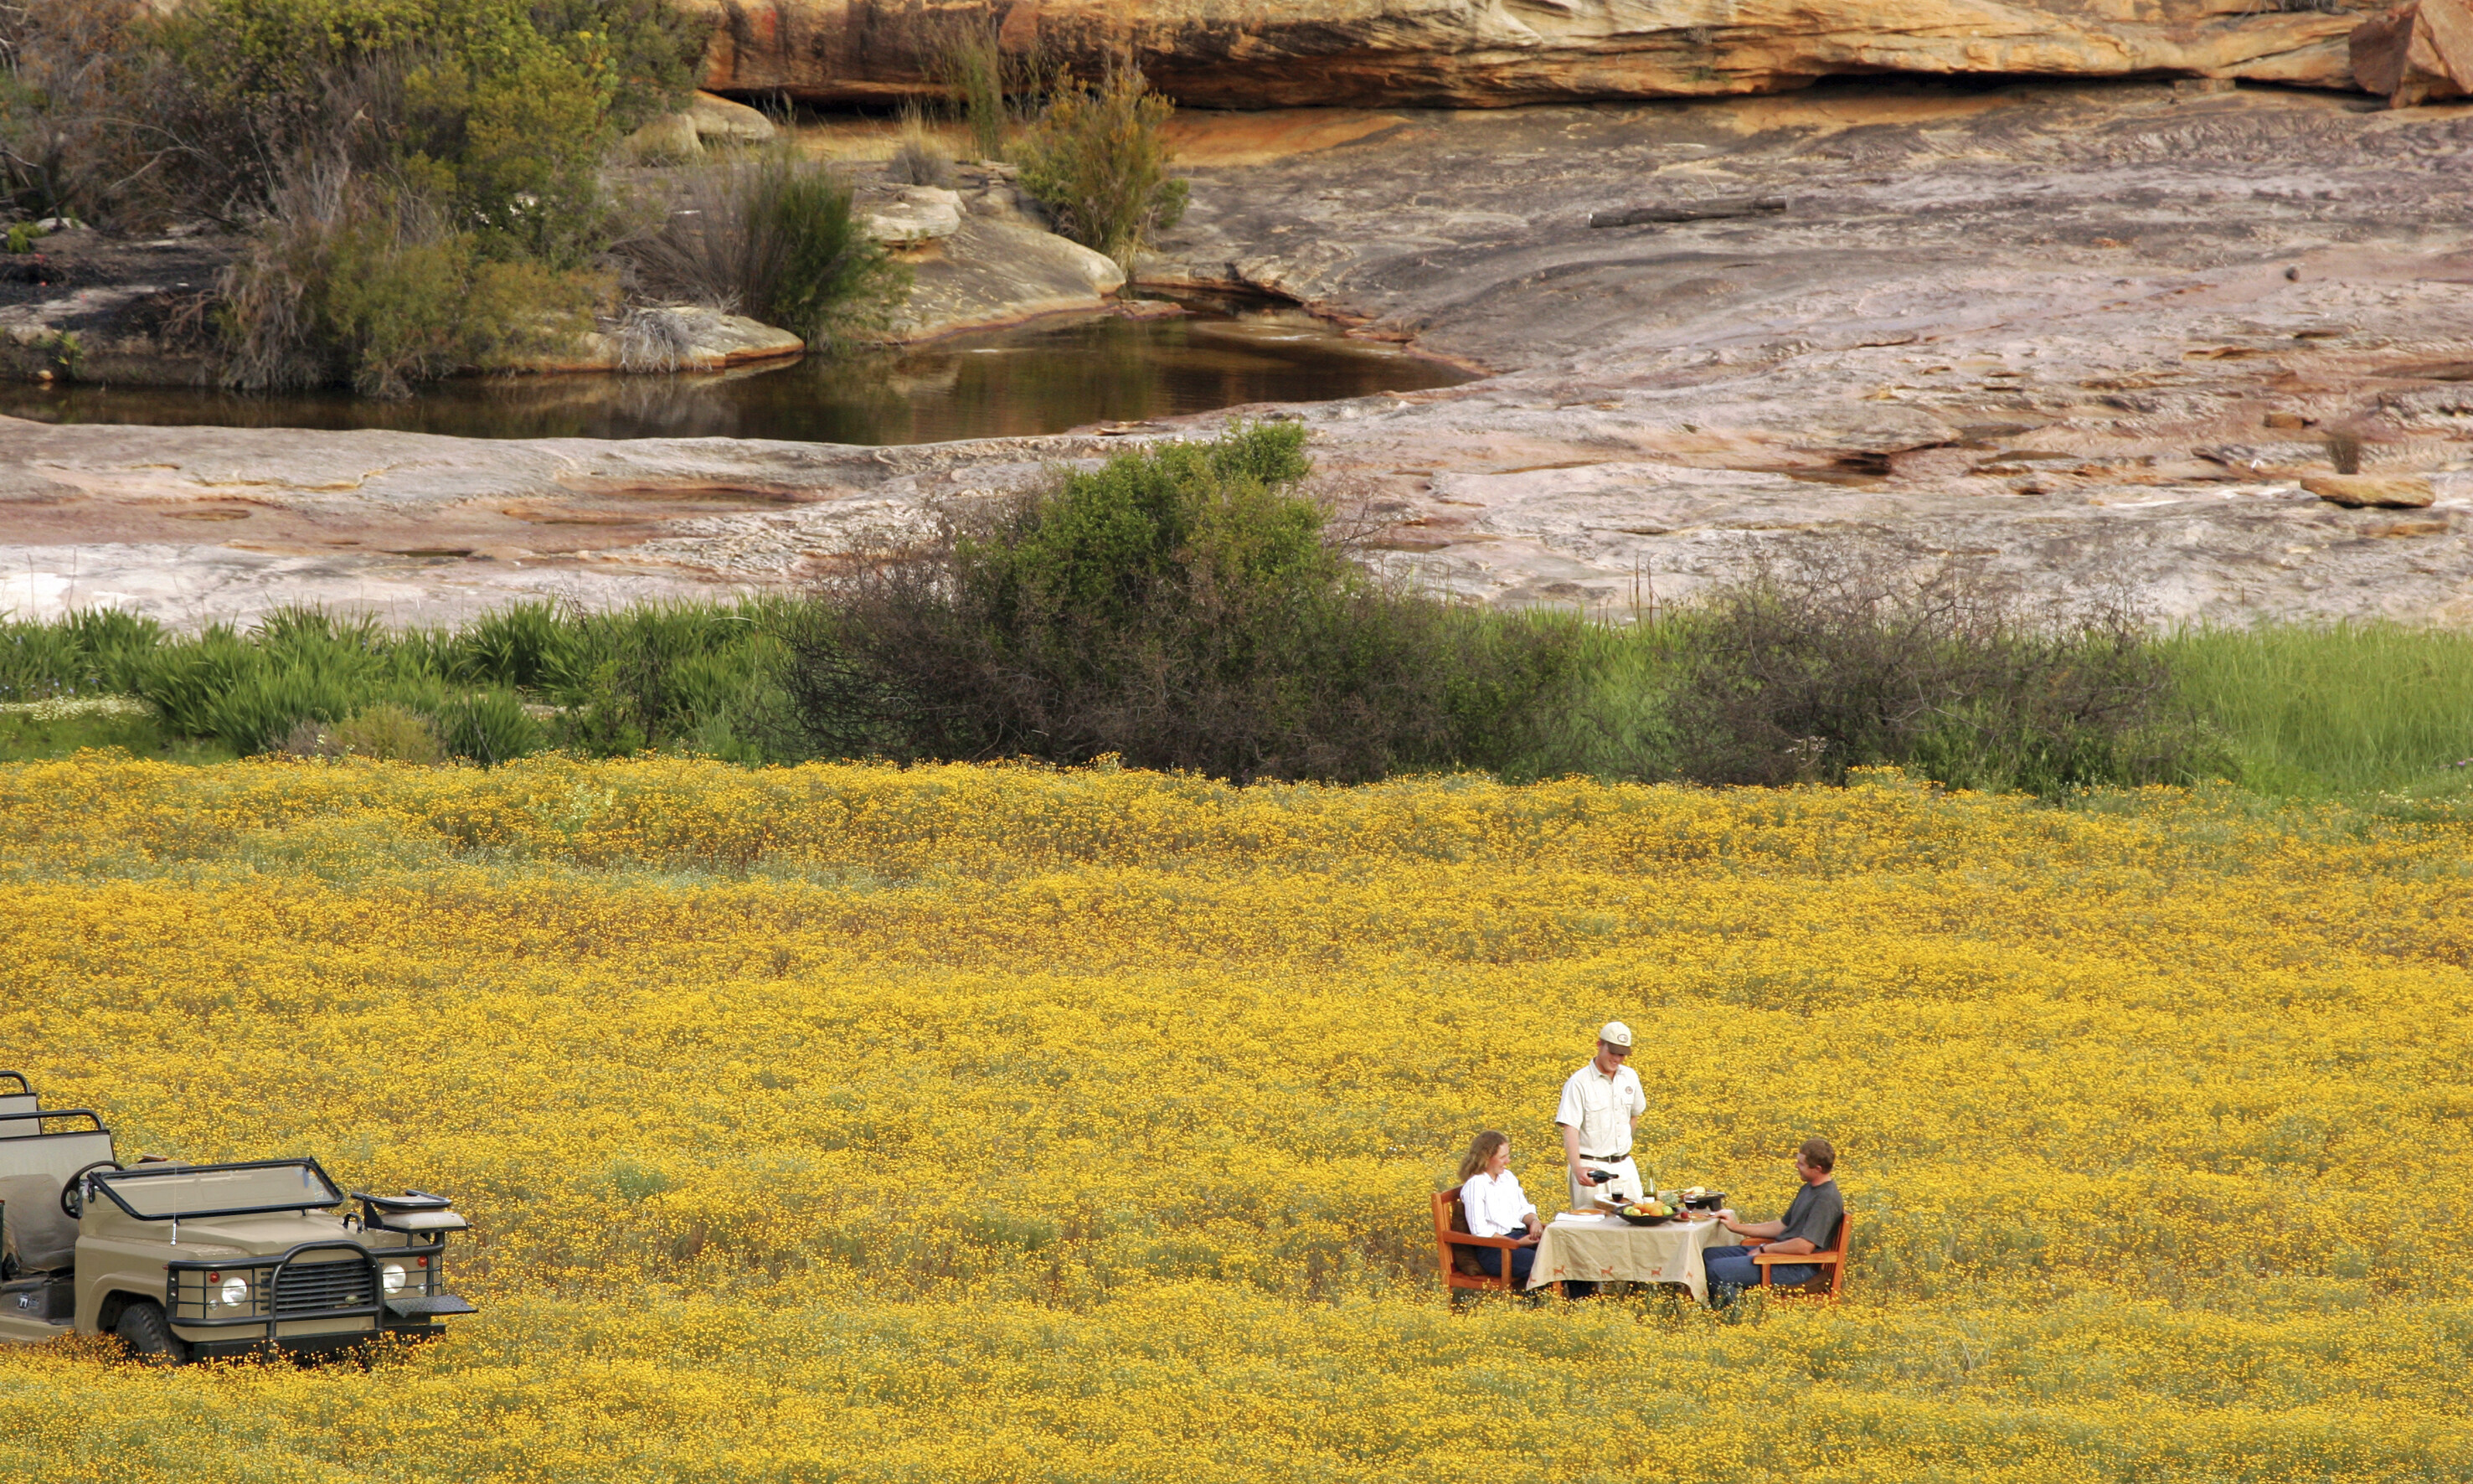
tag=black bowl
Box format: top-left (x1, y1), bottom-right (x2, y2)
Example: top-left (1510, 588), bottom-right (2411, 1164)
top-left (1616, 1208), bottom-right (1673, 1226)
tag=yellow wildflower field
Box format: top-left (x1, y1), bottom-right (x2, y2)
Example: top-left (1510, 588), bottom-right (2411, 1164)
top-left (0, 756), bottom-right (2465, 1481)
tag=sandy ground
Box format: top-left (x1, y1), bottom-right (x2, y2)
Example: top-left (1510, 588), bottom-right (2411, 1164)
top-left (7, 77), bottom-right (2473, 628)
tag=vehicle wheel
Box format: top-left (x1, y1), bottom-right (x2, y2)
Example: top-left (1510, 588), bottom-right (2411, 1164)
top-left (113, 1300), bottom-right (189, 1366)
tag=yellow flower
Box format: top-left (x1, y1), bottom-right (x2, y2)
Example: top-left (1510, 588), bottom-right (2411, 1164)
top-left (0, 758), bottom-right (2463, 1478)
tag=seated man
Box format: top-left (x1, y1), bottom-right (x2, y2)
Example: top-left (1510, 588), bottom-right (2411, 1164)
top-left (1703, 1136), bottom-right (1843, 1305)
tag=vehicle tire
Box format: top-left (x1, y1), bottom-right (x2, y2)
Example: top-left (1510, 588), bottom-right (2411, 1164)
top-left (113, 1300), bottom-right (189, 1366)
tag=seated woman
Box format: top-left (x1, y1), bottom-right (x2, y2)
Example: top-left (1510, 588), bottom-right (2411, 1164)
top-left (1455, 1129), bottom-right (1543, 1287)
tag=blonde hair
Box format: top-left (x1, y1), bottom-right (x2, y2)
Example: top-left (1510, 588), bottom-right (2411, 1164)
top-left (1455, 1129), bottom-right (1508, 1184)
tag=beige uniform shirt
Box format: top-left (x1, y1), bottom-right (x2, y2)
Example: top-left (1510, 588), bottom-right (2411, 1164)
top-left (1556, 1059), bottom-right (1646, 1160)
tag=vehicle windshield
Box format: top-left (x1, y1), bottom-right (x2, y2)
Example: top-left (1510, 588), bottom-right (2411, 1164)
top-left (92, 1160), bottom-right (341, 1218)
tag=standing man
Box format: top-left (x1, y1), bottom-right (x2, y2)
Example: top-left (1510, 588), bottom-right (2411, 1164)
top-left (1556, 1021), bottom-right (1648, 1210)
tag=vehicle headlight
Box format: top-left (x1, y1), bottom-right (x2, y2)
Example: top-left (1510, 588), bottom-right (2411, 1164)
top-left (215, 1275), bottom-right (249, 1308)
top-left (380, 1262), bottom-right (407, 1294)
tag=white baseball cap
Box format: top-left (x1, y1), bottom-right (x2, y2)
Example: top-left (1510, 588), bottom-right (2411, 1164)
top-left (1599, 1021), bottom-right (1635, 1048)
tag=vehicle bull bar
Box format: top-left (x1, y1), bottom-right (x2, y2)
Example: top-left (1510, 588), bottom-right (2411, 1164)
top-left (164, 1236), bottom-right (466, 1346)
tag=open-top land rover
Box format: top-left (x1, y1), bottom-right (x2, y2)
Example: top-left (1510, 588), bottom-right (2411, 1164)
top-left (0, 1076), bottom-right (476, 1362)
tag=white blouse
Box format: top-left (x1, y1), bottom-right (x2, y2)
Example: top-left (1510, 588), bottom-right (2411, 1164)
top-left (1461, 1168), bottom-right (1536, 1238)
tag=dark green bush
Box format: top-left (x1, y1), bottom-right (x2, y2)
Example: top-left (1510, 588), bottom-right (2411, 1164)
top-left (435, 688), bottom-right (546, 765)
top-left (1651, 553), bottom-right (2220, 794)
top-left (0, 0), bottom-right (689, 390)
top-left (133, 628), bottom-right (264, 739)
top-left (788, 423), bottom-right (1581, 782)
top-left (446, 600), bottom-right (570, 689)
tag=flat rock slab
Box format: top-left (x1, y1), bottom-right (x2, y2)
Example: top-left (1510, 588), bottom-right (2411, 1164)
top-left (2304, 474), bottom-right (2437, 506)
top-left (10, 80), bottom-right (2473, 629)
top-left (533, 309), bottom-right (803, 375)
top-left (889, 216), bottom-right (1127, 342)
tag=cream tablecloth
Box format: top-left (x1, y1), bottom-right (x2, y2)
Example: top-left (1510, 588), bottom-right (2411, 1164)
top-left (1527, 1213), bottom-right (1730, 1302)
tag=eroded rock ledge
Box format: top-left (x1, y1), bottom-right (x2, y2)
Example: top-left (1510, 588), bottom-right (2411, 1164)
top-left (689, 0), bottom-right (2372, 108)
top-left (10, 81), bottom-right (2473, 631)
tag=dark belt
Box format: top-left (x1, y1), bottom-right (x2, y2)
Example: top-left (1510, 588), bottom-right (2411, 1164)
top-left (1579, 1153), bottom-right (1631, 1163)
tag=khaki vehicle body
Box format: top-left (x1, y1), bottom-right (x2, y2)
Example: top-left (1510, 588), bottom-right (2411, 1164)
top-left (0, 1081), bottom-right (475, 1362)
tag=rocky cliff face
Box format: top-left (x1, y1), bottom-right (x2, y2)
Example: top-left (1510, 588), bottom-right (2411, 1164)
top-left (688, 0), bottom-right (2370, 108)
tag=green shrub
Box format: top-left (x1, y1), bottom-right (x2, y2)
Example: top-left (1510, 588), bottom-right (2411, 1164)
top-left (435, 688), bottom-right (547, 765)
top-left (220, 175), bottom-right (603, 396)
top-left (446, 600), bottom-right (572, 689)
top-left (0, 607), bottom-right (163, 701)
top-left (1636, 554), bottom-right (2218, 794)
top-left (97, 0), bottom-right (686, 389)
top-left (288, 703), bottom-right (450, 762)
top-left (528, 0), bottom-right (703, 132)
top-left (132, 627), bottom-right (263, 739)
top-left (623, 152), bottom-right (908, 346)
top-left (790, 423), bottom-right (1579, 782)
top-left (1015, 64), bottom-right (1188, 271)
top-left (209, 664), bottom-right (366, 755)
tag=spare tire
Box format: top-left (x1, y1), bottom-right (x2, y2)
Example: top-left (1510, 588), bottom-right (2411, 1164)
top-left (113, 1299), bottom-right (188, 1365)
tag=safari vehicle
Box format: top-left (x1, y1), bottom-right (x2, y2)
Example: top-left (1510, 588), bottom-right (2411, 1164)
top-left (0, 1079), bottom-right (476, 1362)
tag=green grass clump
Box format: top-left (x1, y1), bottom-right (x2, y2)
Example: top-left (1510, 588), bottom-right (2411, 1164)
top-left (2157, 622), bottom-right (2473, 796)
top-left (0, 698), bottom-right (233, 764)
top-left (0, 596), bottom-right (804, 765)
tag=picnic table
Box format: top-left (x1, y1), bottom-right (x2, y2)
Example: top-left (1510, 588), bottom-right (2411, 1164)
top-left (1528, 1210), bottom-right (1732, 1302)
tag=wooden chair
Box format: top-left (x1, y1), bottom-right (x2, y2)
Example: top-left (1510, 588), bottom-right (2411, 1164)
top-left (1752, 1212), bottom-right (1852, 1299)
top-left (1431, 1186), bottom-right (1527, 1300)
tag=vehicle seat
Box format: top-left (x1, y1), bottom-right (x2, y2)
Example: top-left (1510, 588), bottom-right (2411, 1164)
top-left (0, 1117), bottom-right (115, 1272)
top-left (0, 1074), bottom-right (37, 1136)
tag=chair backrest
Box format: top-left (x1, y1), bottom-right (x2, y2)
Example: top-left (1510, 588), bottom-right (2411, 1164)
top-left (0, 1074), bottom-right (36, 1137)
top-left (0, 1111), bottom-right (115, 1272)
top-left (1830, 1211), bottom-right (1852, 1255)
top-left (1432, 1186), bottom-right (1462, 1239)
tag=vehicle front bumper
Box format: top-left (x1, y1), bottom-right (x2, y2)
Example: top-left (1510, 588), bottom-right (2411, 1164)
top-left (184, 1310), bottom-right (470, 1360)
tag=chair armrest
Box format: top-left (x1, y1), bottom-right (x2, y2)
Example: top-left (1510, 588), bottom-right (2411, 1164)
top-left (1750, 1248), bottom-right (1842, 1265)
top-left (1441, 1232), bottom-right (1526, 1250)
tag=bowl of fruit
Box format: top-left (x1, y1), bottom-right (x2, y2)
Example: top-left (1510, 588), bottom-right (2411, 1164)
top-left (1616, 1198), bottom-right (1675, 1226)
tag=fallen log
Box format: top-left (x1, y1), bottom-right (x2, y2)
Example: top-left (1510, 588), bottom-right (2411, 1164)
top-left (1588, 197), bottom-right (1787, 228)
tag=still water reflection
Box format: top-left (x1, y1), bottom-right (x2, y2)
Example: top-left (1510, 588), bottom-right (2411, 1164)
top-left (0, 301), bottom-right (1471, 446)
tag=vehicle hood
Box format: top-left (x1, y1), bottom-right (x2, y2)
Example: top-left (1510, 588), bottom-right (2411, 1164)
top-left (158, 1211), bottom-right (367, 1255)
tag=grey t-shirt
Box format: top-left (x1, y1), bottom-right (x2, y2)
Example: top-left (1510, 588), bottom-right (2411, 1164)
top-left (1776, 1177), bottom-right (1844, 1251)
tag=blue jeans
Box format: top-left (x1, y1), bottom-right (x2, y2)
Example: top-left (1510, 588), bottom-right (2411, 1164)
top-left (1703, 1245), bottom-right (1816, 1305)
top-left (1474, 1244), bottom-right (1538, 1287)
